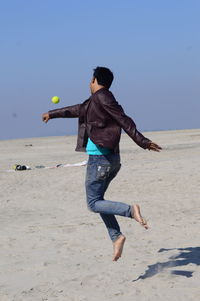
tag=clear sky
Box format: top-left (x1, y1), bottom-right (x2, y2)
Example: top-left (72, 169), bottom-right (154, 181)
top-left (0, 0), bottom-right (199, 140)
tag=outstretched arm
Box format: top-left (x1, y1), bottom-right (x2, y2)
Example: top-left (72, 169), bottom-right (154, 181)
top-left (42, 104), bottom-right (81, 123)
top-left (100, 93), bottom-right (162, 151)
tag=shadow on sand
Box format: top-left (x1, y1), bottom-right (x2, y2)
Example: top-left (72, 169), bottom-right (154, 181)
top-left (133, 247), bottom-right (200, 282)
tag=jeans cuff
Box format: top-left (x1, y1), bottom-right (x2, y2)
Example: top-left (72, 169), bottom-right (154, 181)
top-left (112, 232), bottom-right (123, 242)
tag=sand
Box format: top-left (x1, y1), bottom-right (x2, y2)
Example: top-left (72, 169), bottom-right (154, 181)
top-left (0, 129), bottom-right (200, 301)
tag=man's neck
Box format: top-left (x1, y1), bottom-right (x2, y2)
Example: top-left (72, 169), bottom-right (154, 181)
top-left (92, 85), bottom-right (105, 94)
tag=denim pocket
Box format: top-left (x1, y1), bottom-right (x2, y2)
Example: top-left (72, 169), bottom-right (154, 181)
top-left (96, 164), bottom-right (111, 181)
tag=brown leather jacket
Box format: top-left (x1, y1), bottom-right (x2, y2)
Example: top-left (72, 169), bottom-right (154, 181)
top-left (48, 88), bottom-right (151, 153)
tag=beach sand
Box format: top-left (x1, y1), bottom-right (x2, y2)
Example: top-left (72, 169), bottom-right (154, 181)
top-left (0, 129), bottom-right (200, 301)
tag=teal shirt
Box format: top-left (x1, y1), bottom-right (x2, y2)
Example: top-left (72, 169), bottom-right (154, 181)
top-left (86, 138), bottom-right (111, 155)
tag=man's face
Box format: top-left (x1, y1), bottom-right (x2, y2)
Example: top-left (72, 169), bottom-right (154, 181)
top-left (90, 77), bottom-right (95, 94)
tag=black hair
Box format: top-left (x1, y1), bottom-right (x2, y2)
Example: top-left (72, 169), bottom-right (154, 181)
top-left (93, 66), bottom-right (114, 89)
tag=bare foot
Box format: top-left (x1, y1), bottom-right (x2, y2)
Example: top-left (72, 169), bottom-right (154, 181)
top-left (112, 235), bottom-right (126, 261)
top-left (132, 204), bottom-right (148, 229)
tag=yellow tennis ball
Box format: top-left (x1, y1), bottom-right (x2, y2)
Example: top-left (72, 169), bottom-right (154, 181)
top-left (51, 96), bottom-right (60, 104)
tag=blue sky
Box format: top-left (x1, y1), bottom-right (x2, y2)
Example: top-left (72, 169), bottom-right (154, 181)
top-left (0, 0), bottom-right (199, 140)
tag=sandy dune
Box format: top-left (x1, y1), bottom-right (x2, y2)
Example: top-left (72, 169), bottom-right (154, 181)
top-left (0, 129), bottom-right (200, 301)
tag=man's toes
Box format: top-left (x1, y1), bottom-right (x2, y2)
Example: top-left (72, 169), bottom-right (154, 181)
top-left (132, 204), bottom-right (148, 228)
top-left (112, 255), bottom-right (120, 261)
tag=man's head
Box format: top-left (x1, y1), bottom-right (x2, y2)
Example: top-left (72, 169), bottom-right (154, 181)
top-left (90, 66), bottom-right (114, 94)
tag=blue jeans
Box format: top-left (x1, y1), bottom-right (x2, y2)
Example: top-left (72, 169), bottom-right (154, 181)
top-left (85, 154), bottom-right (132, 242)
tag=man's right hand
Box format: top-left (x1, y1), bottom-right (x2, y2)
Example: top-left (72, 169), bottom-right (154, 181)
top-left (148, 142), bottom-right (162, 152)
top-left (42, 113), bottom-right (50, 123)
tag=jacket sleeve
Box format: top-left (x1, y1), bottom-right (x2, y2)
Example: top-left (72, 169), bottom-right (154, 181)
top-left (48, 104), bottom-right (81, 119)
top-left (101, 93), bottom-right (151, 149)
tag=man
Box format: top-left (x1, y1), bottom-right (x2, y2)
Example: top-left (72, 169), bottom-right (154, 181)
top-left (42, 67), bottom-right (162, 261)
